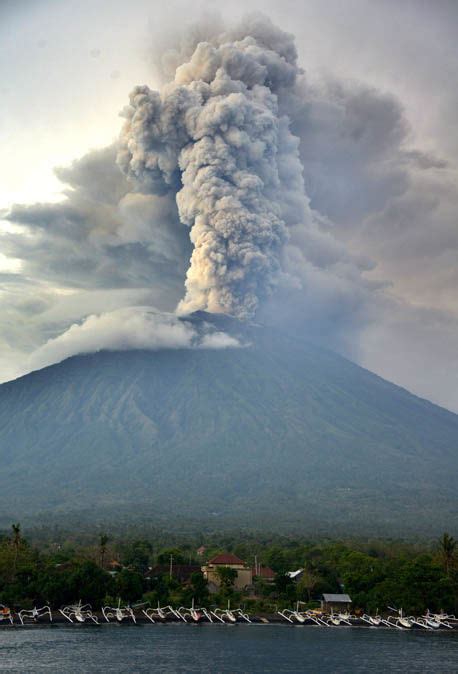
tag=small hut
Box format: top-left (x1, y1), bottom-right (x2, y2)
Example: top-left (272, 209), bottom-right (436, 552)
top-left (321, 593), bottom-right (352, 613)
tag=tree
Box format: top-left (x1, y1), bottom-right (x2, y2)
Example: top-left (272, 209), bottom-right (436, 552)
top-left (157, 548), bottom-right (186, 565)
top-left (11, 523), bottom-right (21, 580)
top-left (266, 546), bottom-right (287, 574)
top-left (99, 534), bottom-right (109, 570)
top-left (180, 571), bottom-right (209, 606)
top-left (274, 572), bottom-right (295, 602)
top-left (70, 560), bottom-right (114, 607)
top-left (438, 533), bottom-right (457, 576)
top-left (190, 571), bottom-right (209, 605)
top-left (215, 566), bottom-right (238, 590)
top-left (298, 567), bottom-right (320, 602)
top-left (115, 569), bottom-right (144, 603)
top-left (121, 540), bottom-right (152, 573)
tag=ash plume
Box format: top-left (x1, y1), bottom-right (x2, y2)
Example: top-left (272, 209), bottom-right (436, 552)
top-left (117, 16), bottom-right (308, 319)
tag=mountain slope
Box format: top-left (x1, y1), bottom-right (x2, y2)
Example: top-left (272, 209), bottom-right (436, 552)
top-left (0, 318), bottom-right (457, 535)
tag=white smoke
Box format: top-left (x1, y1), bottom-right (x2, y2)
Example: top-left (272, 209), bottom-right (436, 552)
top-left (117, 16), bottom-right (313, 319)
top-left (23, 307), bottom-right (240, 375)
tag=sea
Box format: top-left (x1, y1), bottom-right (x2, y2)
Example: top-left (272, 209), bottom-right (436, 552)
top-left (1, 624), bottom-right (457, 673)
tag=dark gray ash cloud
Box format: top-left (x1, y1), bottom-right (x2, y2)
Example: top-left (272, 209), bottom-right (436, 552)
top-left (117, 16), bottom-right (307, 319)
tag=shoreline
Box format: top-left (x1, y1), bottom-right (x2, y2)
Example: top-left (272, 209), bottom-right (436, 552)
top-left (1, 614), bottom-right (457, 631)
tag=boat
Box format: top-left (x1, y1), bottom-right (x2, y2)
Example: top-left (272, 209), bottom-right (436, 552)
top-left (337, 612), bottom-right (353, 625)
top-left (232, 608), bottom-right (252, 623)
top-left (423, 611), bottom-right (454, 629)
top-left (361, 613), bottom-right (383, 627)
top-left (386, 608), bottom-right (413, 629)
top-left (59, 601), bottom-right (98, 624)
top-left (102, 599), bottom-right (136, 623)
top-left (178, 598), bottom-right (213, 623)
top-left (278, 608), bottom-right (305, 624)
top-left (142, 602), bottom-right (182, 623)
top-left (212, 601), bottom-right (237, 623)
top-left (18, 605), bottom-right (52, 625)
top-left (305, 609), bottom-right (331, 627)
top-left (0, 604), bottom-right (13, 625)
top-left (278, 603), bottom-right (309, 624)
top-left (212, 601), bottom-right (251, 623)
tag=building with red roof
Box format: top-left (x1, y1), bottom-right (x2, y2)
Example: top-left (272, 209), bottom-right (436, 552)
top-left (202, 552), bottom-right (252, 591)
top-left (207, 553), bottom-right (246, 566)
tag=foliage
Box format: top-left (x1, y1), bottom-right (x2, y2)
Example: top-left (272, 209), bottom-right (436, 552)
top-left (114, 569), bottom-right (144, 602)
top-left (0, 525), bottom-right (457, 615)
top-left (157, 548), bottom-right (186, 565)
top-left (119, 539), bottom-right (152, 573)
top-left (438, 533), bottom-right (457, 576)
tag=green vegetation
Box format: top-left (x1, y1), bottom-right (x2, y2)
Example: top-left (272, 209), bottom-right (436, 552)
top-left (0, 524), bottom-right (457, 615)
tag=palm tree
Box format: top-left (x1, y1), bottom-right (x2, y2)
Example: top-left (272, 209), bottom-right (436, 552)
top-left (11, 522), bottom-right (21, 580)
top-left (438, 532), bottom-right (456, 575)
top-left (298, 567), bottom-right (320, 602)
top-left (100, 534), bottom-right (109, 569)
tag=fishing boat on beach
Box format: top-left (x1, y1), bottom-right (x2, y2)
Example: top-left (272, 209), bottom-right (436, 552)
top-left (278, 602), bottom-right (309, 624)
top-left (422, 611), bottom-right (455, 629)
top-left (18, 606), bottom-right (52, 625)
top-left (327, 612), bottom-right (352, 626)
top-left (142, 602), bottom-right (182, 622)
top-left (59, 601), bottom-right (98, 624)
top-left (102, 599), bottom-right (136, 623)
top-left (178, 598), bottom-right (214, 623)
top-left (361, 613), bottom-right (384, 627)
top-left (212, 601), bottom-right (251, 623)
top-left (386, 608), bottom-right (414, 629)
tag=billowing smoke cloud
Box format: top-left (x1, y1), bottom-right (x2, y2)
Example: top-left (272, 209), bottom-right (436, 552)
top-left (23, 307), bottom-right (240, 375)
top-left (117, 17), bottom-right (311, 318)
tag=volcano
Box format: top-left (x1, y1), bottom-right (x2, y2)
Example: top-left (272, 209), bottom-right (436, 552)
top-left (0, 314), bottom-right (456, 535)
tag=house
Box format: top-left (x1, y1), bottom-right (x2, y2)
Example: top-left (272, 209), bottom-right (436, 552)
top-left (196, 546), bottom-right (206, 557)
top-left (202, 553), bottom-right (252, 591)
top-left (321, 593), bottom-right (352, 613)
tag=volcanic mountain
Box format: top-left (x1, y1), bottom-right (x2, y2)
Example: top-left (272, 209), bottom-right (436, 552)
top-left (0, 314), bottom-right (456, 535)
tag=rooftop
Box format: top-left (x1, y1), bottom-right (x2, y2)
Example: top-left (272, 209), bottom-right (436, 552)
top-left (207, 553), bottom-right (246, 566)
top-left (322, 593), bottom-right (352, 603)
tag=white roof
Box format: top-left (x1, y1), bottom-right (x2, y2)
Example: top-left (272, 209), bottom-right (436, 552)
top-left (286, 569), bottom-right (304, 579)
top-left (322, 593), bottom-right (352, 603)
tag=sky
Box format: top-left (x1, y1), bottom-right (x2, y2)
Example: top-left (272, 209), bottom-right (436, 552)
top-left (0, 0), bottom-right (457, 411)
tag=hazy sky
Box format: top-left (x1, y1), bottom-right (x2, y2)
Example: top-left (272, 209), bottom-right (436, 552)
top-left (1, 0), bottom-right (458, 411)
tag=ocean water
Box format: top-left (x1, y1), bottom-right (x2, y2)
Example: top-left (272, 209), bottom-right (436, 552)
top-left (0, 624), bottom-right (457, 673)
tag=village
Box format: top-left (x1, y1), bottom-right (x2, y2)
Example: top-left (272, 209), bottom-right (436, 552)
top-left (1, 527), bottom-right (457, 629)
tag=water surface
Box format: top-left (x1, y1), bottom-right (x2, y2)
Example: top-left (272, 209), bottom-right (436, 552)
top-left (1, 624), bottom-right (457, 673)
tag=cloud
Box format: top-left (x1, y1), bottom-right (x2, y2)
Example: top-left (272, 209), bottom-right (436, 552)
top-left (23, 306), bottom-right (240, 375)
top-left (200, 330), bottom-right (241, 349)
top-left (360, 299), bottom-right (458, 413)
top-left (3, 145), bottom-right (191, 297)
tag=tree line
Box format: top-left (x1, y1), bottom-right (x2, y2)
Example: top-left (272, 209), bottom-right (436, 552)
top-left (0, 525), bottom-right (456, 615)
